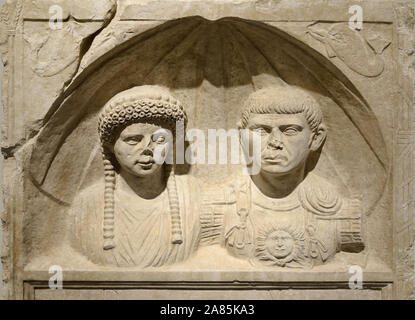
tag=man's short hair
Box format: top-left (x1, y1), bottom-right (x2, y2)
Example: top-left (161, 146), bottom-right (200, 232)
top-left (239, 86), bottom-right (324, 133)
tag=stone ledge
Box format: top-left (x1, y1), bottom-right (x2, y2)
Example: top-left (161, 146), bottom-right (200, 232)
top-left (23, 270), bottom-right (394, 286)
top-left (119, 0), bottom-right (395, 22)
top-left (23, 270), bottom-right (393, 299)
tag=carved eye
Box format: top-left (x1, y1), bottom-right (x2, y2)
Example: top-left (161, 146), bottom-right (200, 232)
top-left (154, 135), bottom-right (167, 144)
top-left (124, 136), bottom-right (143, 145)
top-left (283, 127), bottom-right (299, 136)
top-left (252, 127), bottom-right (268, 135)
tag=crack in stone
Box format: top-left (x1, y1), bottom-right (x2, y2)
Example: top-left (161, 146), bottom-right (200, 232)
top-left (1, 138), bottom-right (25, 159)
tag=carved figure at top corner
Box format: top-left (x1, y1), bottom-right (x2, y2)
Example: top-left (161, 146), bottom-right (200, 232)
top-left (201, 86), bottom-right (364, 269)
top-left (307, 23), bottom-right (390, 77)
top-left (69, 85), bottom-right (201, 267)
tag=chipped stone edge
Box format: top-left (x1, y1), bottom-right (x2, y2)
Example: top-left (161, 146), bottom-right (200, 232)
top-left (0, 0), bottom-right (24, 301)
top-left (0, 0), bottom-right (117, 300)
top-left (393, 0), bottom-right (415, 300)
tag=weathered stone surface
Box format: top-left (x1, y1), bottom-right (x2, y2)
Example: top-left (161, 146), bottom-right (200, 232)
top-left (23, 0), bottom-right (116, 20)
top-left (0, 0), bottom-right (414, 300)
top-left (119, 0), bottom-right (395, 22)
top-left (35, 288), bottom-right (383, 300)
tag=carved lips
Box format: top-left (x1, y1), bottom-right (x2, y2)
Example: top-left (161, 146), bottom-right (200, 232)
top-left (136, 156), bottom-right (155, 169)
top-left (263, 146), bottom-right (288, 163)
top-left (263, 154), bottom-right (288, 163)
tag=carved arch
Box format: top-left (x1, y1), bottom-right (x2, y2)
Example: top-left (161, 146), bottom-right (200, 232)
top-left (28, 16), bottom-right (388, 214)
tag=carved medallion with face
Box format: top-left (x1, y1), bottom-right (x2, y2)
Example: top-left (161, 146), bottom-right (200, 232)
top-left (112, 123), bottom-right (171, 177)
top-left (265, 229), bottom-right (295, 259)
top-left (255, 224), bottom-right (307, 267)
top-left (246, 113), bottom-right (316, 175)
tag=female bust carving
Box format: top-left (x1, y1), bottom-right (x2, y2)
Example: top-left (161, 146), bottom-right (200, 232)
top-left (69, 85), bottom-right (201, 267)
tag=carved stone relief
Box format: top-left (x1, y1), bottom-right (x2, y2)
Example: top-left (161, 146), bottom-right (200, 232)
top-left (69, 85), bottom-right (201, 267)
top-left (0, 0), bottom-right (413, 300)
top-left (307, 23), bottom-right (391, 77)
top-left (201, 86), bottom-right (364, 269)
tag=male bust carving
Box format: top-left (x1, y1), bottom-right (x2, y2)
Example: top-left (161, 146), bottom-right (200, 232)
top-left (202, 86), bottom-right (364, 268)
top-left (70, 86), bottom-right (200, 267)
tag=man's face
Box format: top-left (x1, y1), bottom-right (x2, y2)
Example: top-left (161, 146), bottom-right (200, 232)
top-left (112, 123), bottom-right (171, 178)
top-left (246, 113), bottom-right (314, 175)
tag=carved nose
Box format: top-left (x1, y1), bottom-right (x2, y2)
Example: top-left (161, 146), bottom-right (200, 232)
top-left (141, 137), bottom-right (155, 155)
top-left (275, 239), bottom-right (284, 247)
top-left (268, 139), bottom-right (283, 150)
top-left (269, 130), bottom-right (284, 149)
top-left (142, 148), bottom-right (154, 156)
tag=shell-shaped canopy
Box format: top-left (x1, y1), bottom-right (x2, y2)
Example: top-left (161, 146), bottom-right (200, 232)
top-left (29, 16), bottom-right (388, 214)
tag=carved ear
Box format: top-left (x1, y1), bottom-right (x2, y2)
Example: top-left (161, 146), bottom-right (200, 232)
top-left (239, 128), bottom-right (249, 154)
top-left (238, 122), bottom-right (247, 149)
top-left (310, 124), bottom-right (327, 151)
top-left (237, 120), bottom-right (243, 130)
top-left (239, 128), bottom-right (254, 167)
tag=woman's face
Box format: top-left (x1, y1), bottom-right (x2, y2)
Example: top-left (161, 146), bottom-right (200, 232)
top-left (112, 123), bottom-right (172, 178)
